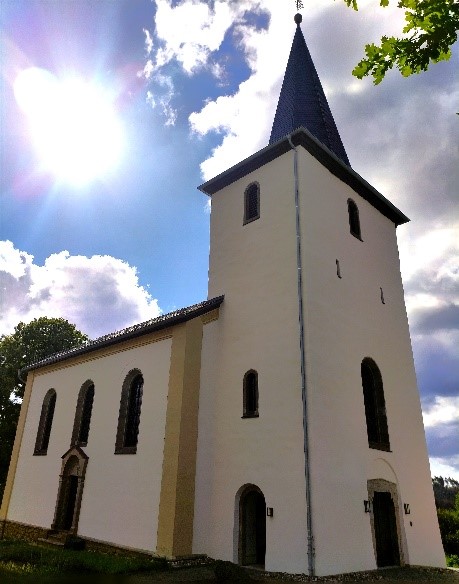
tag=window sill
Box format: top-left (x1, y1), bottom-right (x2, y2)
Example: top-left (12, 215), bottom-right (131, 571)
top-left (369, 443), bottom-right (391, 452)
top-left (243, 215), bottom-right (260, 225)
top-left (33, 450), bottom-right (48, 456)
top-left (114, 446), bottom-right (137, 455)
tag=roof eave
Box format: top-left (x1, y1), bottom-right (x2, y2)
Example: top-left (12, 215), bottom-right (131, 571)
top-left (198, 128), bottom-right (409, 226)
top-left (21, 295), bottom-right (224, 375)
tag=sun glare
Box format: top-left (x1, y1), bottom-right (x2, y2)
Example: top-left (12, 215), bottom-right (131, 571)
top-left (14, 67), bottom-right (124, 186)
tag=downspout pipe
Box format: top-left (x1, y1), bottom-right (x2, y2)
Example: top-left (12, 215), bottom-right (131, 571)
top-left (287, 134), bottom-right (315, 577)
top-left (17, 368), bottom-right (27, 384)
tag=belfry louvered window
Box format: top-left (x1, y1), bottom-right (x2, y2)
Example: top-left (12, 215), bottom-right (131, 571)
top-left (72, 381), bottom-right (95, 446)
top-left (348, 199), bottom-right (362, 240)
top-left (243, 370), bottom-right (259, 418)
top-left (34, 389), bottom-right (57, 455)
top-left (361, 358), bottom-right (390, 451)
top-left (244, 182), bottom-right (260, 224)
top-left (115, 370), bottom-right (144, 454)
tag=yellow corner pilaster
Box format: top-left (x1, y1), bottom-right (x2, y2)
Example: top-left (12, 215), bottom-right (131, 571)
top-left (156, 317), bottom-right (203, 558)
top-left (0, 371), bottom-right (35, 521)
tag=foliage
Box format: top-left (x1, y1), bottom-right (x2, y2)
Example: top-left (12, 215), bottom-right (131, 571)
top-left (432, 476), bottom-right (459, 509)
top-left (0, 318), bottom-right (89, 500)
top-left (0, 539), bottom-right (166, 576)
top-left (447, 554), bottom-right (459, 567)
top-left (437, 508), bottom-right (459, 554)
top-left (293, 0), bottom-right (458, 83)
top-left (349, 0), bottom-right (459, 84)
top-left (434, 479), bottom-right (459, 555)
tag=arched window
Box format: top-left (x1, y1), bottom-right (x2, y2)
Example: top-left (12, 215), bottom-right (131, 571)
top-left (115, 370), bottom-right (144, 454)
top-left (243, 182), bottom-right (260, 224)
top-left (348, 199), bottom-right (362, 240)
top-left (71, 381), bottom-right (95, 447)
top-left (34, 389), bottom-right (57, 455)
top-left (243, 370), bottom-right (259, 418)
top-left (361, 358), bottom-right (390, 451)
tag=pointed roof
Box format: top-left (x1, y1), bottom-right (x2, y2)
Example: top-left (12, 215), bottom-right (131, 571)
top-left (269, 14), bottom-right (350, 166)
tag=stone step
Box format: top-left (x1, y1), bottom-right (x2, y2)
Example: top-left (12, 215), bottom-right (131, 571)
top-left (37, 531), bottom-right (86, 550)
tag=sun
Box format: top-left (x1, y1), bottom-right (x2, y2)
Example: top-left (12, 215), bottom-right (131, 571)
top-left (14, 67), bottom-right (124, 187)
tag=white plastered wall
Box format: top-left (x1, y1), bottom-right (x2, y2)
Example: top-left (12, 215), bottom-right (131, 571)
top-left (7, 337), bottom-right (172, 553)
top-left (195, 145), bottom-right (443, 576)
top-left (195, 154), bottom-right (310, 574)
top-left (294, 146), bottom-right (444, 574)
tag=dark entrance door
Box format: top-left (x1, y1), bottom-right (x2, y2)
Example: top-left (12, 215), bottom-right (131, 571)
top-left (62, 475), bottom-right (78, 530)
top-left (373, 491), bottom-right (400, 567)
top-left (240, 488), bottom-right (266, 566)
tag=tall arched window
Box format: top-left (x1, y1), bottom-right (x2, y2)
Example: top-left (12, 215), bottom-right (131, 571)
top-left (115, 370), bottom-right (144, 454)
top-left (361, 358), bottom-right (390, 451)
top-left (243, 182), bottom-right (260, 224)
top-left (348, 198), bottom-right (362, 240)
top-left (34, 389), bottom-right (57, 455)
top-left (71, 381), bottom-right (95, 447)
top-left (243, 370), bottom-right (259, 418)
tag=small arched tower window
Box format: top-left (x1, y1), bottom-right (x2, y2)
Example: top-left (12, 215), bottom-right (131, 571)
top-left (115, 370), bottom-right (144, 454)
top-left (243, 370), bottom-right (259, 418)
top-left (71, 381), bottom-right (95, 447)
top-left (361, 358), bottom-right (390, 451)
top-left (34, 389), bottom-right (57, 455)
top-left (243, 182), bottom-right (260, 224)
top-left (347, 199), bottom-right (362, 240)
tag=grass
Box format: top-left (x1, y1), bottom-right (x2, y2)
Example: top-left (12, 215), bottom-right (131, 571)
top-left (0, 538), bottom-right (167, 578)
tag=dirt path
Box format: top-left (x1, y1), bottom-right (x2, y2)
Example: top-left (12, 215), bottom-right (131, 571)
top-left (1, 565), bottom-right (457, 584)
top-left (123, 566), bottom-right (459, 584)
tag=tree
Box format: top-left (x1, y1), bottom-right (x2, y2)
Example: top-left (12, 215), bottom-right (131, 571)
top-left (295, 0), bottom-right (458, 84)
top-left (433, 475), bottom-right (459, 509)
top-left (351, 0), bottom-right (458, 84)
top-left (0, 318), bottom-right (89, 499)
top-left (432, 476), bottom-right (459, 558)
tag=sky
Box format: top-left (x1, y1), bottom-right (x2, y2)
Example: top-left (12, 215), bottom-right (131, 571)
top-left (0, 0), bottom-right (458, 480)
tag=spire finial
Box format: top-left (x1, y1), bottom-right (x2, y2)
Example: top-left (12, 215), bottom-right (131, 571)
top-left (294, 13), bottom-right (303, 26)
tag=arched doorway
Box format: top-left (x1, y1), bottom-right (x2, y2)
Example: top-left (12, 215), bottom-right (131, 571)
top-left (373, 491), bottom-right (400, 567)
top-left (238, 485), bottom-right (266, 567)
top-left (367, 479), bottom-right (404, 567)
top-left (52, 447), bottom-right (88, 533)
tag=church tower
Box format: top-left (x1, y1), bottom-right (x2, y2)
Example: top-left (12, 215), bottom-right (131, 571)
top-left (194, 14), bottom-right (444, 576)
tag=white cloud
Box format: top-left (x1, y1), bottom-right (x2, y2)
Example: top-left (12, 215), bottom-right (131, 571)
top-left (154, 0), bottom-right (235, 74)
top-left (142, 0), bottom-right (269, 125)
top-left (0, 241), bottom-right (161, 339)
top-left (423, 396), bottom-right (459, 428)
top-left (143, 28), bottom-right (154, 55)
top-left (429, 456), bottom-right (459, 480)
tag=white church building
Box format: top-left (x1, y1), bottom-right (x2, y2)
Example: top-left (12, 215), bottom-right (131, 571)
top-left (0, 15), bottom-right (445, 577)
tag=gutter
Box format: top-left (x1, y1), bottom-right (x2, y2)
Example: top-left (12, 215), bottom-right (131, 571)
top-left (287, 134), bottom-right (315, 577)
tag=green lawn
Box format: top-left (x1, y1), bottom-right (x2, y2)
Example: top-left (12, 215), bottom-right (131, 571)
top-left (0, 538), bottom-right (166, 579)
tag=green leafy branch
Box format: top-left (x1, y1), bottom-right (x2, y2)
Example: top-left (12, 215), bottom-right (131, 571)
top-left (348, 0), bottom-right (459, 84)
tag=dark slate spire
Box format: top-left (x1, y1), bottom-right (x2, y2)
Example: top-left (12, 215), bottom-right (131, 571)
top-left (269, 14), bottom-right (350, 166)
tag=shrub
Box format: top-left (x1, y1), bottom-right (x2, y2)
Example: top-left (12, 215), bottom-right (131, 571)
top-left (447, 555), bottom-right (459, 568)
top-left (437, 508), bottom-right (459, 555)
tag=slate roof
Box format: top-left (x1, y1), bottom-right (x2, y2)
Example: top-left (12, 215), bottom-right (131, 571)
top-left (21, 296), bottom-right (224, 375)
top-left (269, 15), bottom-right (350, 166)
